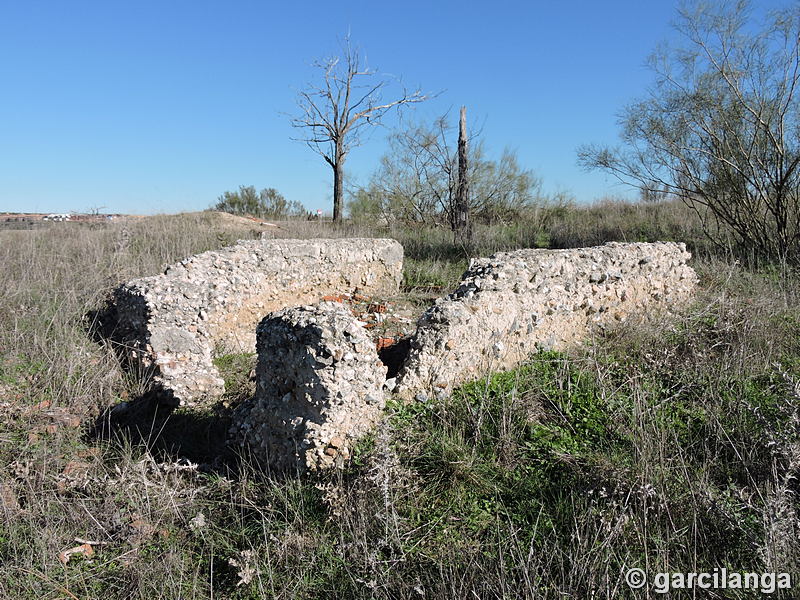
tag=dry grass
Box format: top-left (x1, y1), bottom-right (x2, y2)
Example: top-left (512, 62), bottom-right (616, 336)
top-left (1, 205), bottom-right (799, 598)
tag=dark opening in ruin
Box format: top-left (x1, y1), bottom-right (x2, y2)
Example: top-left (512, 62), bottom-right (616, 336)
top-left (377, 336), bottom-right (411, 379)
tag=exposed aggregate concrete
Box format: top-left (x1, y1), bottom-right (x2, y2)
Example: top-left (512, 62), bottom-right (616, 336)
top-left (394, 242), bottom-right (697, 399)
top-left (108, 238), bottom-right (402, 405)
top-left (107, 238), bottom-right (697, 472)
top-left (229, 302), bottom-right (387, 472)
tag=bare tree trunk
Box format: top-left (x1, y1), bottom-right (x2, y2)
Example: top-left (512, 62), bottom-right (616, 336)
top-left (292, 38), bottom-right (428, 224)
top-left (453, 106), bottom-right (472, 246)
top-left (332, 159), bottom-right (344, 223)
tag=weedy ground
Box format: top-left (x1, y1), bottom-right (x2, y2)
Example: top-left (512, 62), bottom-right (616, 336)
top-left (1, 203), bottom-right (799, 598)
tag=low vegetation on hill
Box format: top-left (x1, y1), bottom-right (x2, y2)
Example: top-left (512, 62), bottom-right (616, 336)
top-left (1, 203), bottom-right (798, 598)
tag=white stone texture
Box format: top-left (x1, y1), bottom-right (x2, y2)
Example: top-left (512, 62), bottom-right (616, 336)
top-left (395, 242), bottom-right (697, 399)
top-left (230, 302), bottom-right (387, 472)
top-left (109, 238), bottom-right (403, 405)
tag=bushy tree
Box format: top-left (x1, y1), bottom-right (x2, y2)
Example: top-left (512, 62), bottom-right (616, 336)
top-left (350, 114), bottom-right (540, 225)
top-left (346, 187), bottom-right (386, 224)
top-left (213, 186), bottom-right (305, 219)
top-left (578, 1), bottom-right (800, 264)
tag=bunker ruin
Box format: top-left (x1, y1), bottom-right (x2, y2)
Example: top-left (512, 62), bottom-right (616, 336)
top-left (106, 238), bottom-right (403, 405)
top-left (106, 238), bottom-right (697, 472)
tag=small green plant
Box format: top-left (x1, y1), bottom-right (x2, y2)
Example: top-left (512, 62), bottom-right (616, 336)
top-left (213, 352), bottom-right (257, 402)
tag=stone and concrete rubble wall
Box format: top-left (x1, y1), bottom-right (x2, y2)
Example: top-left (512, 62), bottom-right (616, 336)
top-left (107, 236), bottom-right (697, 473)
top-left (109, 238), bottom-right (403, 404)
top-left (394, 242), bottom-right (697, 399)
top-left (229, 302), bottom-right (387, 472)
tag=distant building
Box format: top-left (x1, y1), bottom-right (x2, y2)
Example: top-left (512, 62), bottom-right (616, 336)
top-left (43, 213), bottom-right (71, 222)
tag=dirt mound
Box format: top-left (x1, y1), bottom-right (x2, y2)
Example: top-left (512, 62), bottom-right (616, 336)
top-left (209, 211), bottom-right (278, 228)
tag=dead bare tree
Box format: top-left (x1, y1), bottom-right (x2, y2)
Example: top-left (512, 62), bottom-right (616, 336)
top-left (453, 106), bottom-right (472, 246)
top-left (291, 37), bottom-right (428, 222)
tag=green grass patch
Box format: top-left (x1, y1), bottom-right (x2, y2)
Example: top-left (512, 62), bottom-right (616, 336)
top-left (387, 352), bottom-right (629, 559)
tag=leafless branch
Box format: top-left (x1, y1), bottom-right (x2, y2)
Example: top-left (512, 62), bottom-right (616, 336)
top-left (289, 34), bottom-right (430, 221)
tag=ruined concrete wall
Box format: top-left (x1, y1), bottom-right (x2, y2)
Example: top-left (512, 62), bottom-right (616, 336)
top-left (110, 238), bottom-right (403, 405)
top-left (225, 240), bottom-right (696, 472)
top-left (395, 242), bottom-right (697, 399)
top-left (229, 302), bottom-right (387, 472)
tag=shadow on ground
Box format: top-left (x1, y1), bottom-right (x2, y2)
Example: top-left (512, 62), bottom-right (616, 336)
top-left (83, 295), bottom-right (240, 469)
top-left (84, 389), bottom-right (240, 471)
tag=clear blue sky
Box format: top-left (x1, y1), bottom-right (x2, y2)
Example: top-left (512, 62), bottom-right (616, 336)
top-left (0, 0), bottom-right (780, 214)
